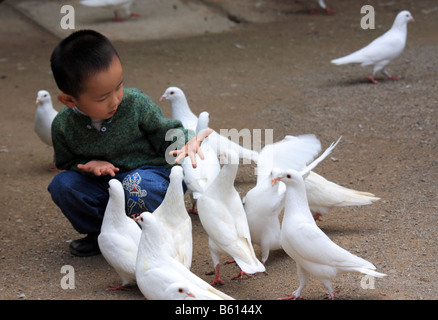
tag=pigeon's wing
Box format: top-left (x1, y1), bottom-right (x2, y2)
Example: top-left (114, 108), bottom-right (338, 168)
top-left (98, 231), bottom-right (138, 275)
top-left (305, 171), bottom-right (380, 213)
top-left (197, 195), bottom-right (238, 248)
top-left (256, 134), bottom-right (322, 184)
top-left (284, 222), bottom-right (375, 270)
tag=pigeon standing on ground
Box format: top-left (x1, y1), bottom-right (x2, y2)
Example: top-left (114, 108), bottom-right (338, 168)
top-left (135, 212), bottom-right (234, 300)
top-left (97, 179), bottom-right (141, 290)
top-left (244, 134), bottom-right (322, 264)
top-left (305, 171), bottom-right (380, 220)
top-left (274, 159), bottom-right (386, 299)
top-left (80, 0), bottom-right (140, 22)
top-left (152, 166), bottom-right (193, 269)
top-left (196, 150), bottom-right (265, 285)
top-left (160, 86), bottom-right (259, 163)
top-left (34, 90), bottom-right (58, 170)
top-left (331, 10), bottom-right (414, 83)
top-left (182, 111), bottom-right (221, 214)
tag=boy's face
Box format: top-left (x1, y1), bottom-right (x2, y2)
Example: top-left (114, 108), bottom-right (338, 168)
top-left (60, 55), bottom-right (124, 120)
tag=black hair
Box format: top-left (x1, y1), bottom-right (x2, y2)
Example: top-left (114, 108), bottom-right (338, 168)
top-left (50, 30), bottom-right (120, 98)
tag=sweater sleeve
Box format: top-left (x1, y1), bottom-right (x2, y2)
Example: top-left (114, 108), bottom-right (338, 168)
top-left (51, 108), bottom-right (88, 173)
top-left (135, 91), bottom-right (195, 161)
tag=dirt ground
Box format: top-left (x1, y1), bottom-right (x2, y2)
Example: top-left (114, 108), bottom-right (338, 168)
top-left (0, 0), bottom-right (437, 302)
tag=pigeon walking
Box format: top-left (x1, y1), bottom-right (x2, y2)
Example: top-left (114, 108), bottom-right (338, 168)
top-left (135, 212), bottom-right (234, 300)
top-left (80, 0), bottom-right (140, 22)
top-left (331, 10), bottom-right (414, 83)
top-left (34, 90), bottom-right (58, 170)
top-left (196, 150), bottom-right (265, 285)
top-left (98, 179), bottom-right (141, 290)
top-left (274, 161), bottom-right (386, 299)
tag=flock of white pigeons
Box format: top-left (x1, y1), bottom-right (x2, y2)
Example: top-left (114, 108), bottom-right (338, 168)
top-left (33, 4), bottom-right (417, 300)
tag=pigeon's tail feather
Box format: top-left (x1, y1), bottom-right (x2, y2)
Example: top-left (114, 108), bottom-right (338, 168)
top-left (357, 268), bottom-right (387, 278)
top-left (328, 185), bottom-right (380, 207)
top-left (331, 50), bottom-right (367, 65)
top-left (233, 239), bottom-right (266, 274)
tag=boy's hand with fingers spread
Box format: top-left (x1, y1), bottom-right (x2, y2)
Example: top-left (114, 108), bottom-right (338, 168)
top-left (170, 128), bottom-right (213, 168)
top-left (77, 160), bottom-right (120, 177)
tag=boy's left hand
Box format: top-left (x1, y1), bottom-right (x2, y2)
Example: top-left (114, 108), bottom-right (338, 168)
top-left (170, 128), bottom-right (213, 168)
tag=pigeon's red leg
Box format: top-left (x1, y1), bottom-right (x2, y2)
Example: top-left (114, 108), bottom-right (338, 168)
top-left (188, 201), bottom-right (198, 215)
top-left (368, 76), bottom-right (379, 84)
top-left (225, 259), bottom-right (236, 264)
top-left (324, 289), bottom-right (341, 300)
top-left (313, 213), bottom-right (323, 221)
top-left (231, 270), bottom-right (254, 280)
top-left (107, 284), bottom-right (128, 291)
top-left (210, 264), bottom-right (225, 286)
top-left (385, 75), bottom-right (399, 80)
top-left (130, 13), bottom-right (141, 18)
top-left (326, 8), bottom-right (336, 14)
top-left (114, 12), bottom-right (124, 22)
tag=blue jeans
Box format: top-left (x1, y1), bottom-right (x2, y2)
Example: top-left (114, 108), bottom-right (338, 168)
top-left (48, 165), bottom-right (182, 235)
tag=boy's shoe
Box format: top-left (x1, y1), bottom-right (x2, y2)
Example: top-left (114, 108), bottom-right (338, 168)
top-left (69, 233), bottom-right (101, 257)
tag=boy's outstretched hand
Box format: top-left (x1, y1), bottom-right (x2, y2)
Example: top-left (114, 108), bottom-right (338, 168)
top-left (77, 160), bottom-right (120, 177)
top-left (170, 128), bottom-right (213, 168)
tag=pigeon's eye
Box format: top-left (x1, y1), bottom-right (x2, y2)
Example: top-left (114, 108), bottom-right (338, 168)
top-left (178, 288), bottom-right (184, 293)
top-left (140, 217), bottom-right (144, 222)
top-left (286, 174), bottom-right (292, 179)
top-left (170, 91), bottom-right (174, 95)
top-left (43, 94), bottom-right (47, 97)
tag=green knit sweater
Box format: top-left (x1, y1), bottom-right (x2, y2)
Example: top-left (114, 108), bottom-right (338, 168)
top-left (51, 87), bottom-right (194, 173)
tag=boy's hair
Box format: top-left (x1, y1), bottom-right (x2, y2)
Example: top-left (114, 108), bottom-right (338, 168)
top-left (50, 30), bottom-right (120, 98)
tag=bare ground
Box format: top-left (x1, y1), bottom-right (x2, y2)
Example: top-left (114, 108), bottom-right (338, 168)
top-left (0, 0), bottom-right (437, 302)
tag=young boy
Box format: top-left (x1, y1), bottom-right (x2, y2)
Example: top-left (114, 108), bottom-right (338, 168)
top-left (48, 30), bottom-right (210, 257)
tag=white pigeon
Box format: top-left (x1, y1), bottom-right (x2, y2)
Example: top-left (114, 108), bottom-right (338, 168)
top-left (182, 111), bottom-right (221, 214)
top-left (135, 212), bottom-right (234, 300)
top-left (160, 86), bottom-right (259, 163)
top-left (34, 90), bottom-right (57, 147)
top-left (196, 149), bottom-right (265, 285)
top-left (275, 164), bottom-right (386, 299)
top-left (305, 171), bottom-right (381, 220)
top-left (244, 134), bottom-right (323, 264)
top-left (152, 165), bottom-right (193, 269)
top-left (80, 0), bottom-right (140, 22)
top-left (97, 179), bottom-right (141, 290)
top-left (331, 10), bottom-right (414, 84)
top-left (34, 90), bottom-right (58, 170)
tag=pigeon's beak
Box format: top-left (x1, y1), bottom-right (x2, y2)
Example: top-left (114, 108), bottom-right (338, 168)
top-left (410, 16), bottom-right (415, 22)
top-left (159, 95), bottom-right (166, 102)
top-left (187, 292), bottom-right (196, 298)
top-left (272, 176), bottom-right (282, 186)
top-left (36, 98), bottom-right (41, 104)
